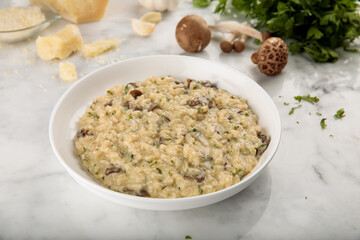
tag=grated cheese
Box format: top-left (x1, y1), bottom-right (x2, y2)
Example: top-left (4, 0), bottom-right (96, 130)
top-left (0, 6), bottom-right (45, 31)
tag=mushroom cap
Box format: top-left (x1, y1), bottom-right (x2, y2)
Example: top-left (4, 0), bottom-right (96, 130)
top-left (261, 31), bottom-right (271, 41)
top-left (233, 40), bottom-right (245, 52)
top-left (175, 15), bottom-right (211, 53)
top-left (220, 41), bottom-right (233, 53)
top-left (255, 37), bottom-right (288, 76)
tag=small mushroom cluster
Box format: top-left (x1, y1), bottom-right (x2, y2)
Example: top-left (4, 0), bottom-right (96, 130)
top-left (175, 15), bottom-right (288, 76)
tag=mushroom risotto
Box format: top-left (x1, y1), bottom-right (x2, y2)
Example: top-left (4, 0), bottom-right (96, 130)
top-left (74, 76), bottom-right (270, 198)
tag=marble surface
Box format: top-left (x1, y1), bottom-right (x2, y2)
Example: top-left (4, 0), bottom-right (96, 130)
top-left (1, 0), bottom-right (360, 239)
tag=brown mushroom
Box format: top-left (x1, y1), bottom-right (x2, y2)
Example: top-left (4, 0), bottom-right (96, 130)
top-left (105, 165), bottom-right (123, 176)
top-left (251, 37), bottom-right (288, 76)
top-left (76, 129), bottom-right (94, 138)
top-left (175, 15), bottom-right (211, 52)
top-left (220, 32), bottom-right (241, 53)
top-left (209, 21), bottom-right (287, 75)
top-left (129, 89), bottom-right (143, 99)
top-left (233, 34), bottom-right (248, 52)
top-left (136, 188), bottom-right (150, 197)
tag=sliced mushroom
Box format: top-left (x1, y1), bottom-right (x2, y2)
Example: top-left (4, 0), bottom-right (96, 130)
top-left (200, 80), bottom-right (214, 88)
top-left (123, 101), bottom-right (130, 109)
top-left (76, 129), bottom-right (94, 138)
top-left (105, 165), bottom-right (123, 175)
top-left (256, 131), bottom-right (271, 156)
top-left (126, 82), bottom-right (138, 88)
top-left (184, 171), bottom-right (205, 183)
top-left (187, 99), bottom-right (201, 107)
top-left (148, 103), bottom-right (159, 111)
top-left (104, 99), bottom-right (113, 107)
top-left (185, 78), bottom-right (193, 89)
top-left (129, 89), bottom-right (143, 99)
top-left (162, 115), bottom-right (171, 122)
top-left (136, 188), bottom-right (150, 197)
top-left (133, 105), bottom-right (143, 111)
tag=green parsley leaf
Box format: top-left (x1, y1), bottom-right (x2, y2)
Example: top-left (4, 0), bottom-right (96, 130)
top-left (185, 235), bottom-right (192, 239)
top-left (320, 118), bottom-right (327, 129)
top-left (124, 85), bottom-right (130, 94)
top-left (294, 95), bottom-right (319, 104)
top-left (193, 0), bottom-right (213, 8)
top-left (334, 108), bottom-right (345, 119)
top-left (289, 105), bottom-right (302, 115)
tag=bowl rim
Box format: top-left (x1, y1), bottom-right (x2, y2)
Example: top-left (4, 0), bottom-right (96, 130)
top-left (49, 54), bottom-right (281, 203)
top-left (0, 0), bottom-right (61, 34)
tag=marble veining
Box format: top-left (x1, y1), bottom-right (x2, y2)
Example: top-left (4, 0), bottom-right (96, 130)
top-left (0, 0), bottom-right (360, 239)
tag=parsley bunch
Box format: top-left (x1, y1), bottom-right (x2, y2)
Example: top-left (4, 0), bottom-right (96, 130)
top-left (193, 0), bottom-right (360, 62)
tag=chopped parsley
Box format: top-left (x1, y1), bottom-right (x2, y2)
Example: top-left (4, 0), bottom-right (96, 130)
top-left (320, 118), bottom-right (327, 129)
top-left (185, 236), bottom-right (192, 239)
top-left (156, 168), bottom-right (162, 174)
top-left (334, 108), bottom-right (345, 119)
top-left (88, 112), bottom-right (99, 119)
top-left (289, 105), bottom-right (302, 115)
top-left (294, 95), bottom-right (319, 104)
top-left (198, 185), bottom-right (203, 195)
top-left (124, 85), bottom-right (130, 94)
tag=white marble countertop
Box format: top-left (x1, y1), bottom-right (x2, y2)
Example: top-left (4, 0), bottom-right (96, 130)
top-left (1, 0), bottom-right (360, 239)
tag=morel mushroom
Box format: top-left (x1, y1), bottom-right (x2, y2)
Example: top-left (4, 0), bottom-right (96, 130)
top-left (251, 37), bottom-right (288, 76)
top-left (175, 15), bottom-right (211, 52)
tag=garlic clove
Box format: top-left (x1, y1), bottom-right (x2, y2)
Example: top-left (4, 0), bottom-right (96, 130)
top-left (140, 12), bottom-right (162, 24)
top-left (131, 18), bottom-right (156, 37)
top-left (138, 0), bottom-right (179, 12)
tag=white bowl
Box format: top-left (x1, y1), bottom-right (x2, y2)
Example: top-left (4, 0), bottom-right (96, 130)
top-left (49, 55), bottom-right (281, 211)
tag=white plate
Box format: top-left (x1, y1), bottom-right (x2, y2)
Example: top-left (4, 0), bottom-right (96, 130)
top-left (49, 55), bottom-right (281, 211)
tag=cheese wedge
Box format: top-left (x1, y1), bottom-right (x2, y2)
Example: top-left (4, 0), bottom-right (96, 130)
top-left (83, 38), bottom-right (123, 58)
top-left (36, 24), bottom-right (83, 60)
top-left (31, 0), bottom-right (109, 24)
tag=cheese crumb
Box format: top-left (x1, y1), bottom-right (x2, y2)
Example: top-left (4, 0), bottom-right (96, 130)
top-left (36, 24), bottom-right (83, 60)
top-left (59, 62), bottom-right (77, 82)
top-left (83, 38), bottom-right (123, 58)
top-left (0, 6), bottom-right (45, 31)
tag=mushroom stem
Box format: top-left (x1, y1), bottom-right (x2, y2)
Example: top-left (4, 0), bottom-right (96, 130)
top-left (209, 21), bottom-right (263, 41)
top-left (233, 34), bottom-right (248, 52)
top-left (227, 32), bottom-right (241, 42)
top-left (220, 32), bottom-right (241, 53)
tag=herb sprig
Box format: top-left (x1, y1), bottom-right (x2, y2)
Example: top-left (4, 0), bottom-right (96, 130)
top-left (193, 0), bottom-right (360, 62)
